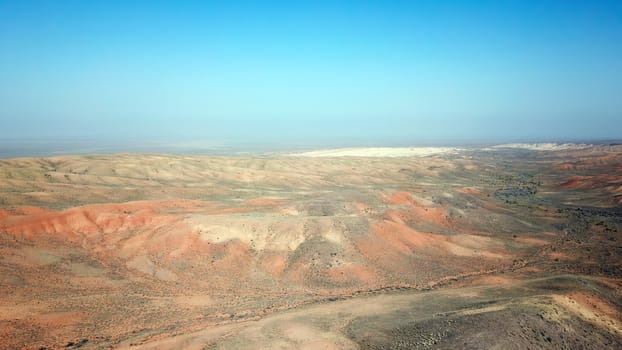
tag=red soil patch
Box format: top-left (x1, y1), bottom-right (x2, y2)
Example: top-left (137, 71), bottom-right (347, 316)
top-left (353, 221), bottom-right (442, 280)
top-left (260, 254), bottom-right (287, 277)
top-left (383, 191), bottom-right (451, 228)
top-left (326, 264), bottom-right (379, 284)
top-left (558, 177), bottom-right (589, 189)
top-left (1, 205), bottom-right (174, 242)
top-left (148, 222), bottom-right (213, 260)
top-left (0, 200), bottom-right (215, 242)
top-left (558, 175), bottom-right (622, 190)
top-left (282, 261), bottom-right (310, 285)
top-left (370, 220), bottom-right (432, 253)
top-left (568, 292), bottom-right (620, 320)
top-left (412, 206), bottom-right (450, 227)
top-left (554, 292), bottom-right (622, 335)
top-left (12, 206), bottom-right (53, 216)
top-left (37, 311), bottom-right (84, 328)
top-left (355, 226), bottom-right (413, 277)
top-left (386, 191), bottom-right (415, 205)
top-left (384, 205), bottom-right (450, 228)
top-left (0, 208), bottom-right (11, 220)
top-left (355, 218), bottom-right (509, 283)
top-left (554, 153), bottom-right (622, 171)
top-left (371, 220), bottom-right (505, 258)
top-left (210, 240), bottom-right (253, 277)
top-left (555, 163), bottom-right (575, 171)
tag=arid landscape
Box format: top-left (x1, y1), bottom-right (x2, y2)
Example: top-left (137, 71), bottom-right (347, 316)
top-left (0, 144), bottom-right (621, 349)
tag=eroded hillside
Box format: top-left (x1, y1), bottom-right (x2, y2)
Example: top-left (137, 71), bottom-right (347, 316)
top-left (0, 146), bottom-right (621, 349)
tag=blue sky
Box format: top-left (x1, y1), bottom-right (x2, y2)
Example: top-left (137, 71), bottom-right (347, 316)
top-left (1, 0), bottom-right (621, 146)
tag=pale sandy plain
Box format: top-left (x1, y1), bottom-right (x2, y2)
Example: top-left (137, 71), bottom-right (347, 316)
top-left (290, 147), bottom-right (459, 157)
top-left (0, 144), bottom-right (621, 349)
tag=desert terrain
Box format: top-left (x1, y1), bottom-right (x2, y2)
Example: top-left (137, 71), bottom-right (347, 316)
top-left (0, 144), bottom-right (621, 349)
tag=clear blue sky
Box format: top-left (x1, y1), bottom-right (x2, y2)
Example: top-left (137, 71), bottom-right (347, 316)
top-left (1, 0), bottom-right (621, 146)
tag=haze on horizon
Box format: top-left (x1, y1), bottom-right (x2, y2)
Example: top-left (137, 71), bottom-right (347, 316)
top-left (1, 0), bottom-right (621, 147)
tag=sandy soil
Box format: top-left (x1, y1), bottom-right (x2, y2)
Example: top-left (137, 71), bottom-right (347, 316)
top-left (490, 143), bottom-right (593, 151)
top-left (288, 147), bottom-right (459, 157)
top-left (0, 145), bottom-right (620, 349)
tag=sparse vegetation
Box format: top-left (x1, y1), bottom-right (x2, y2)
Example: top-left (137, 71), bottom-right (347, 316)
top-left (0, 146), bottom-right (621, 349)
